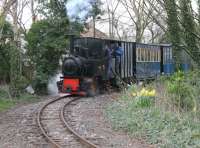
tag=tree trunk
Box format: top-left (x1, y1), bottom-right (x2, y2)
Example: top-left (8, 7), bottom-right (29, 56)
top-left (135, 24), bottom-right (143, 42)
top-left (93, 16), bottom-right (96, 37)
top-left (9, 0), bottom-right (22, 97)
top-left (31, 0), bottom-right (36, 23)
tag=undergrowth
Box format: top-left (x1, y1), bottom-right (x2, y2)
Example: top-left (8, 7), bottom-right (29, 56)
top-left (0, 85), bottom-right (39, 111)
top-left (105, 71), bottom-right (200, 147)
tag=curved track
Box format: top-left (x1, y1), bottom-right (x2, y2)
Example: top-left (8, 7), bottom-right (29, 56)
top-left (37, 95), bottom-right (98, 148)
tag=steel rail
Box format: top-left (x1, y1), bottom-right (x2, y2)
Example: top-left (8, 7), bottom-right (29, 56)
top-left (37, 95), bottom-right (98, 148)
top-left (37, 95), bottom-right (70, 148)
top-left (60, 97), bottom-right (98, 148)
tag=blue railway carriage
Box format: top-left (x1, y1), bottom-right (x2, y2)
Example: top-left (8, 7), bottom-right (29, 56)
top-left (116, 42), bottom-right (174, 80)
top-left (162, 44), bottom-right (174, 75)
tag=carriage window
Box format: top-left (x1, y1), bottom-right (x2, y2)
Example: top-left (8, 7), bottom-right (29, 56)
top-left (137, 48), bottom-right (139, 62)
top-left (139, 48), bottom-right (141, 61)
top-left (150, 48), bottom-right (153, 62)
top-left (155, 50), bottom-right (157, 61)
top-left (143, 48), bottom-right (146, 61)
top-left (141, 48), bottom-right (145, 61)
top-left (154, 48), bottom-right (156, 62)
top-left (145, 49), bottom-right (148, 61)
top-left (146, 49), bottom-right (148, 61)
top-left (155, 50), bottom-right (158, 61)
top-left (147, 49), bottom-right (151, 62)
top-left (170, 48), bottom-right (172, 60)
top-left (157, 50), bottom-right (160, 62)
top-left (144, 48), bottom-right (148, 62)
top-left (152, 49), bottom-right (155, 62)
top-left (164, 47), bottom-right (172, 63)
top-left (137, 48), bottom-right (143, 62)
top-left (139, 48), bottom-right (142, 61)
top-left (156, 50), bottom-right (159, 62)
top-left (144, 48), bottom-right (147, 61)
top-left (152, 50), bottom-right (155, 62)
top-left (147, 48), bottom-right (149, 62)
top-left (137, 47), bottom-right (162, 62)
top-left (139, 48), bottom-right (141, 62)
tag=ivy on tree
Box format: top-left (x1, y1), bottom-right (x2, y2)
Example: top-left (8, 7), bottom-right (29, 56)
top-left (0, 17), bottom-right (13, 82)
top-left (164, 0), bottom-right (181, 62)
top-left (179, 0), bottom-right (199, 62)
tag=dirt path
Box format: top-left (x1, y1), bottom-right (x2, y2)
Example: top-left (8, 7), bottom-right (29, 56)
top-left (0, 94), bottom-right (154, 148)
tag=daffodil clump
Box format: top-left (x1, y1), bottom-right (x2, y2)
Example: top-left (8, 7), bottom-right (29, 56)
top-left (132, 87), bottom-right (156, 97)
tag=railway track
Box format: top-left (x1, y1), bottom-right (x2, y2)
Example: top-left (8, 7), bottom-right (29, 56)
top-left (37, 95), bottom-right (98, 148)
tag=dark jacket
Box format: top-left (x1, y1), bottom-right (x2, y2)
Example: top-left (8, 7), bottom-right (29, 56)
top-left (115, 46), bottom-right (123, 56)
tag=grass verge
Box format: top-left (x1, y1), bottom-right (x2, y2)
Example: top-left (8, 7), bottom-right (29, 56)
top-left (0, 99), bottom-right (15, 111)
top-left (0, 85), bottom-right (39, 112)
top-left (105, 73), bottom-right (200, 147)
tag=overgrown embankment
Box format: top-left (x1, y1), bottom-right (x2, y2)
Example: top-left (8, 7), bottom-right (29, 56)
top-left (0, 85), bottom-right (39, 112)
top-left (106, 71), bottom-right (200, 147)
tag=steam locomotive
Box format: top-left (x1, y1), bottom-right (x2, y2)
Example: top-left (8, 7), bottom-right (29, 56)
top-left (57, 37), bottom-right (189, 96)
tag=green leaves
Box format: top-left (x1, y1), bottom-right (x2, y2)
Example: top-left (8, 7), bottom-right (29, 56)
top-left (166, 71), bottom-right (199, 111)
top-left (26, 18), bottom-right (69, 94)
top-left (26, 0), bottom-right (84, 94)
top-left (180, 0), bottom-right (198, 59)
top-left (0, 17), bottom-right (13, 81)
top-left (164, 0), bottom-right (181, 62)
top-left (88, 0), bottom-right (103, 17)
top-left (37, 0), bottom-right (68, 20)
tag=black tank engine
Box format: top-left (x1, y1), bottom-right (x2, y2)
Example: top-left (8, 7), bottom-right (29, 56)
top-left (58, 37), bottom-right (109, 96)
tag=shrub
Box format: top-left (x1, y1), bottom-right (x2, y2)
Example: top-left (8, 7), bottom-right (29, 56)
top-left (166, 71), bottom-right (198, 111)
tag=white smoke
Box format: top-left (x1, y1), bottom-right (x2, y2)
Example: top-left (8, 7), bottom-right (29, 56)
top-left (47, 73), bottom-right (62, 96)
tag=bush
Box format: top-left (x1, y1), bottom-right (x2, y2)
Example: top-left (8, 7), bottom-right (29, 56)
top-left (166, 71), bottom-right (199, 111)
top-left (0, 86), bottom-right (39, 111)
top-left (0, 89), bottom-right (9, 99)
top-left (26, 20), bottom-right (69, 94)
top-left (32, 71), bottom-right (49, 95)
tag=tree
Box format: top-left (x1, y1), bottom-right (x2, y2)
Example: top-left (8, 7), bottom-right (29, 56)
top-left (26, 20), bottom-right (68, 94)
top-left (26, 0), bottom-right (70, 94)
top-left (163, 0), bottom-right (181, 61)
top-left (0, 17), bottom-right (13, 82)
top-left (26, 0), bottom-right (85, 94)
top-left (119, 0), bottom-right (155, 42)
top-left (30, 0), bottom-right (36, 23)
top-left (88, 0), bottom-right (103, 37)
top-left (0, 16), bottom-right (27, 97)
top-left (37, 0), bottom-right (68, 20)
top-left (104, 0), bottom-right (120, 38)
top-left (179, 0), bottom-right (199, 63)
top-left (198, 0), bottom-right (200, 25)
